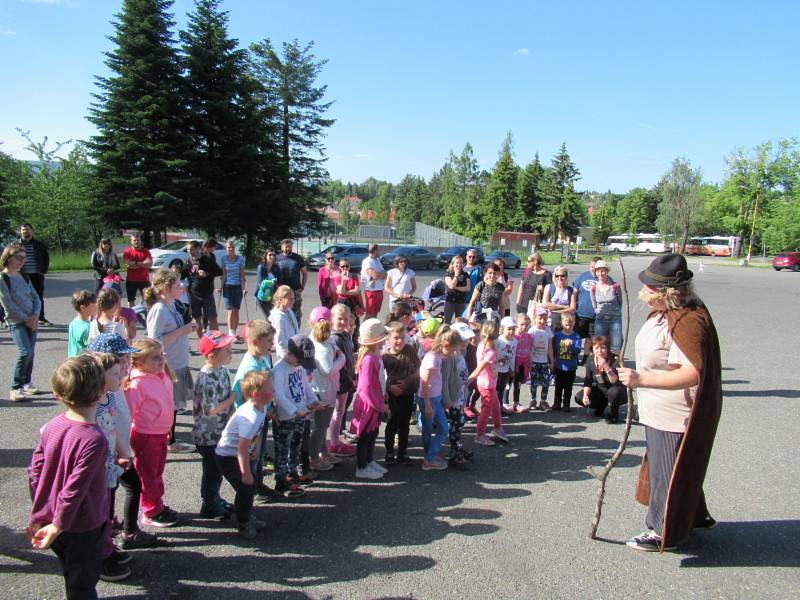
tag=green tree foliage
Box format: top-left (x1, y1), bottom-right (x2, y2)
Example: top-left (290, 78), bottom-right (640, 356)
top-left (469, 134), bottom-right (519, 242)
top-left (535, 143), bottom-right (584, 246)
top-left (614, 186), bottom-right (659, 234)
top-left (589, 191), bottom-right (620, 244)
top-left (87, 0), bottom-right (192, 247)
top-left (394, 174), bottom-right (428, 223)
top-left (761, 192), bottom-right (800, 253)
top-left (517, 153), bottom-right (544, 232)
top-left (249, 38), bottom-right (334, 236)
top-left (655, 157), bottom-right (703, 253)
top-left (333, 194), bottom-right (359, 234)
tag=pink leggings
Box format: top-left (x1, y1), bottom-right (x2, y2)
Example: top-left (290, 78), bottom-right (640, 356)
top-left (130, 429), bottom-right (168, 518)
top-left (476, 386), bottom-right (502, 436)
top-left (328, 392), bottom-right (349, 446)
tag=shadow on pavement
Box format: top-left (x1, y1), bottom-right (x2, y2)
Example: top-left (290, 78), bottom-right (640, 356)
top-left (679, 520), bottom-right (800, 568)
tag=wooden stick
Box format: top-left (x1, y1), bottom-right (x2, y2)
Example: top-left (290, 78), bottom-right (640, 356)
top-left (589, 254), bottom-right (635, 539)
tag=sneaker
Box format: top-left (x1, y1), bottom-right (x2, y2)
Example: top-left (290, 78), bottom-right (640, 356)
top-left (256, 483), bottom-right (274, 498)
top-left (21, 384), bottom-right (38, 395)
top-left (604, 415), bottom-right (619, 424)
top-left (275, 479), bottom-right (306, 498)
top-left (38, 318), bottom-right (53, 326)
top-left (342, 431), bottom-right (357, 443)
top-left (168, 442), bottom-right (195, 453)
top-left (311, 458), bottom-right (334, 472)
top-left (384, 453), bottom-right (396, 465)
top-left (329, 442), bottom-right (356, 457)
top-left (324, 453), bottom-right (342, 465)
top-left (492, 428), bottom-right (509, 443)
top-left (368, 461), bottom-right (387, 474)
top-left (250, 515), bottom-right (267, 530)
top-left (500, 404), bottom-right (514, 415)
top-left (108, 548), bottom-right (132, 565)
top-left (117, 528), bottom-right (157, 550)
top-left (422, 459), bottom-right (448, 471)
top-left (695, 516), bottom-right (718, 530)
top-left (238, 521), bottom-right (257, 540)
top-left (626, 531), bottom-right (676, 552)
top-left (398, 454), bottom-right (413, 465)
top-left (355, 466), bottom-right (382, 479)
top-left (527, 402), bottom-right (538, 411)
top-left (292, 471), bottom-right (316, 486)
top-left (514, 404), bottom-right (527, 413)
top-left (220, 498), bottom-right (234, 511)
top-left (141, 508), bottom-right (180, 528)
top-left (463, 406), bottom-right (476, 419)
top-left (200, 501), bottom-right (231, 520)
top-left (9, 389), bottom-right (29, 402)
top-left (100, 558), bottom-right (131, 582)
top-left (475, 435), bottom-right (496, 447)
top-left (540, 402), bottom-right (552, 412)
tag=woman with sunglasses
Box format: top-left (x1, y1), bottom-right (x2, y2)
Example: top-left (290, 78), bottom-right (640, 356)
top-left (541, 265), bottom-right (576, 331)
top-left (334, 261), bottom-right (363, 330)
top-left (255, 247), bottom-right (280, 320)
top-left (317, 253), bottom-right (340, 309)
top-left (384, 255), bottom-right (417, 307)
top-left (90, 238), bottom-right (121, 293)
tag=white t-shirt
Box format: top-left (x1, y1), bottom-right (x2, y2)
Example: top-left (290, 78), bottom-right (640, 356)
top-left (215, 401), bottom-right (266, 457)
top-left (495, 336), bottom-right (517, 374)
top-left (634, 316), bottom-right (695, 433)
top-left (386, 267), bottom-right (415, 302)
top-left (361, 256), bottom-right (384, 292)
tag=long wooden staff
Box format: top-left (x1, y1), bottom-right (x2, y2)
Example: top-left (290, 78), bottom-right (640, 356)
top-left (589, 254), bottom-right (635, 539)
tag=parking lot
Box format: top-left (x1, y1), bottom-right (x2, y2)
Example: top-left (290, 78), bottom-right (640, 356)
top-left (0, 256), bottom-right (798, 599)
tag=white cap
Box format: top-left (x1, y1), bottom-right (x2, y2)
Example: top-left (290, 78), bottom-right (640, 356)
top-left (451, 322), bottom-right (476, 341)
top-left (500, 316), bottom-right (517, 329)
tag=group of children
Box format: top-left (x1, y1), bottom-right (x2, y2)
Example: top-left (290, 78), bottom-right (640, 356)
top-left (29, 272), bottom-right (592, 598)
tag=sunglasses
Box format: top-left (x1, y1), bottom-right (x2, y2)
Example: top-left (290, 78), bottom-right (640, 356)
top-left (325, 257), bottom-right (334, 261)
top-left (340, 265), bottom-right (349, 269)
top-left (554, 274), bottom-right (566, 278)
top-left (267, 253), bottom-right (275, 257)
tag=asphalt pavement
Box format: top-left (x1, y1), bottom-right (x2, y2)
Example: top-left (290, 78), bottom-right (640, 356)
top-left (0, 257), bottom-right (798, 599)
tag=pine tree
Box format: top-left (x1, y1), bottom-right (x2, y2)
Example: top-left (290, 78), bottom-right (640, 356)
top-left (394, 174), bottom-right (427, 223)
top-left (471, 134), bottom-right (518, 241)
top-left (87, 0), bottom-right (191, 246)
top-left (517, 152), bottom-right (544, 232)
top-left (535, 143), bottom-right (584, 246)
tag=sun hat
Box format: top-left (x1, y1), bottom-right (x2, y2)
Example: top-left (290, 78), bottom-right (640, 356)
top-left (309, 306), bottom-right (332, 324)
top-left (358, 318), bottom-right (390, 346)
top-left (451, 322), bottom-right (475, 341)
top-left (594, 260), bottom-right (609, 271)
top-left (288, 335), bottom-right (316, 371)
top-left (419, 317), bottom-right (443, 337)
top-left (500, 316), bottom-right (516, 329)
top-left (86, 333), bottom-right (139, 354)
top-left (638, 254), bottom-right (693, 288)
top-left (198, 330), bottom-right (236, 357)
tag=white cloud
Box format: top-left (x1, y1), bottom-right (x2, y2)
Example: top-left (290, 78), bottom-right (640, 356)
top-left (515, 48), bottom-right (530, 56)
top-left (0, 27), bottom-right (17, 36)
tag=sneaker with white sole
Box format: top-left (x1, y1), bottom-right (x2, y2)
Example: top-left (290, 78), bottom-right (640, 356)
top-left (367, 461), bottom-right (387, 474)
top-left (492, 428), bottom-right (509, 443)
top-left (100, 559), bottom-right (131, 582)
top-left (626, 531), bottom-right (676, 552)
top-left (22, 384), bottom-right (38, 395)
top-left (238, 521), bottom-right (257, 540)
top-left (355, 466), bottom-right (382, 479)
top-left (311, 458), bottom-right (334, 472)
top-left (9, 389), bottom-right (28, 402)
top-left (141, 507), bottom-right (180, 528)
top-left (116, 528), bottom-right (157, 549)
top-left (422, 459), bottom-right (448, 471)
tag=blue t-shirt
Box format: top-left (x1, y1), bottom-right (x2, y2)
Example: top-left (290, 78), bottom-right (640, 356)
top-left (553, 330), bottom-right (582, 372)
top-left (222, 255), bottom-right (245, 287)
top-left (232, 352), bottom-right (273, 408)
top-left (573, 270), bottom-right (614, 318)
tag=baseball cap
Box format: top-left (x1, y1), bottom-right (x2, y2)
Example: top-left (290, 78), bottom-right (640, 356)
top-left (86, 333), bottom-right (139, 354)
top-left (419, 317), bottom-right (443, 337)
top-left (288, 335), bottom-right (316, 371)
top-left (500, 316), bottom-right (516, 329)
top-left (309, 306), bottom-right (332, 324)
top-left (198, 330), bottom-right (236, 357)
top-left (451, 322), bottom-right (475, 341)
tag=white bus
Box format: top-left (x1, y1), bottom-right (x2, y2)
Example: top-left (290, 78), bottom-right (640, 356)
top-left (606, 233), bottom-right (668, 253)
top-left (684, 236), bottom-right (741, 257)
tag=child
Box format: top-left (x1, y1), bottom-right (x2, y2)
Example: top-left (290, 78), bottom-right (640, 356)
top-left (512, 313), bottom-right (533, 412)
top-left (272, 335), bottom-right (319, 496)
top-left (384, 300), bottom-right (414, 345)
top-left (469, 321), bottom-right (507, 446)
top-left (27, 355), bottom-right (109, 598)
top-left (68, 289), bottom-right (96, 357)
top-left (528, 307), bottom-right (555, 411)
top-left (415, 316), bottom-right (443, 360)
top-left (462, 320), bottom-right (482, 419)
top-left (126, 338), bottom-right (180, 527)
top-left (193, 330), bottom-right (237, 519)
top-left (327, 304), bottom-right (356, 457)
top-left (268, 285), bottom-right (299, 360)
top-left (309, 307), bottom-right (346, 472)
top-left (552, 313), bottom-right (582, 411)
top-left (497, 316), bottom-right (518, 413)
top-left (382, 321), bottom-right (420, 465)
top-left (351, 319), bottom-right (389, 478)
top-left (89, 288), bottom-right (128, 342)
top-left (144, 269), bottom-right (198, 453)
top-left (215, 370), bottom-right (272, 540)
top-left (86, 333), bottom-right (155, 551)
top-left (443, 323), bottom-right (473, 465)
top-left (231, 319), bottom-right (275, 499)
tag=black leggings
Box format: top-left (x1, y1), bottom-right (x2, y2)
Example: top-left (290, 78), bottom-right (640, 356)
top-left (511, 363), bottom-right (527, 406)
top-left (496, 371), bottom-right (511, 405)
top-left (385, 392), bottom-right (414, 456)
top-left (112, 464), bottom-right (143, 535)
top-left (356, 428), bottom-right (379, 469)
top-left (553, 370), bottom-right (576, 409)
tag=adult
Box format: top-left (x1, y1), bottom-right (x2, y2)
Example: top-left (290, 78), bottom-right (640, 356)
top-left (256, 247), bottom-right (280, 319)
top-left (334, 259), bottom-right (363, 328)
top-left (465, 262), bottom-right (505, 324)
top-left (618, 253), bottom-right (722, 552)
top-left (443, 255), bottom-right (470, 323)
top-left (122, 233), bottom-right (152, 307)
top-left (220, 240), bottom-right (246, 340)
top-left (18, 223), bottom-right (50, 324)
top-left (573, 256), bottom-right (613, 364)
top-left (493, 258), bottom-right (514, 317)
top-left (316, 251), bottom-right (339, 309)
top-left (274, 239), bottom-right (308, 322)
top-left (0, 243), bottom-right (41, 402)
top-left (516, 252), bottom-right (551, 317)
top-left (574, 335), bottom-right (627, 423)
top-left (90, 237), bottom-right (121, 293)
top-left (360, 243), bottom-right (386, 319)
top-left (542, 265), bottom-right (576, 332)
top-left (184, 240), bottom-right (222, 336)
top-left (590, 260), bottom-right (623, 356)
top-left (384, 255), bottom-right (416, 307)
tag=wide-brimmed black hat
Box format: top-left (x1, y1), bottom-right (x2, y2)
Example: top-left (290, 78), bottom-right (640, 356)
top-left (638, 253), bottom-right (693, 287)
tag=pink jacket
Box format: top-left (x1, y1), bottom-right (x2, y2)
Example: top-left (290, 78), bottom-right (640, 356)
top-left (350, 353), bottom-right (384, 436)
top-left (125, 368), bottom-right (174, 435)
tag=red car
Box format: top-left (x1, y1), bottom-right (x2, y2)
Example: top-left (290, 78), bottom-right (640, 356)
top-left (773, 252), bottom-right (800, 271)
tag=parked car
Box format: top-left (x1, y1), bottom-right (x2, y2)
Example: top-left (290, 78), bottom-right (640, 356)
top-left (436, 245), bottom-right (484, 267)
top-left (307, 244), bottom-right (369, 272)
top-left (150, 239), bottom-right (227, 270)
top-left (773, 252), bottom-right (800, 271)
top-left (380, 246), bottom-right (438, 271)
top-left (486, 250), bottom-right (522, 269)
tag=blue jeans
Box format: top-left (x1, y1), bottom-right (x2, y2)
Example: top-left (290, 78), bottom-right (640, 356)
top-left (196, 445), bottom-right (223, 506)
top-left (416, 394), bottom-right (449, 463)
top-left (9, 323), bottom-right (36, 390)
top-left (593, 317), bottom-right (623, 353)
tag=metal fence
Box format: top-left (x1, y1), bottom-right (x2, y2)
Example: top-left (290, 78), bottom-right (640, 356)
top-left (414, 222), bottom-right (472, 248)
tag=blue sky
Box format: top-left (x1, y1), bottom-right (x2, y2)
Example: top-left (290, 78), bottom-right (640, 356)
top-left (1, 0), bottom-right (798, 193)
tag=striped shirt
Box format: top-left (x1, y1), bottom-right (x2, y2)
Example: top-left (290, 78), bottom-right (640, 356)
top-left (222, 255), bottom-right (245, 286)
top-left (20, 239), bottom-right (39, 274)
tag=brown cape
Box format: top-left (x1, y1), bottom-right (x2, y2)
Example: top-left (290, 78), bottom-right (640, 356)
top-left (634, 301), bottom-right (723, 550)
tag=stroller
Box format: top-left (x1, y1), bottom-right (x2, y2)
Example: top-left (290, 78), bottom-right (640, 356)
top-left (420, 278), bottom-right (446, 318)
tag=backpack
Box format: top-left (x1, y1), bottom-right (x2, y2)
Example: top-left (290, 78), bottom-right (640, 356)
top-left (256, 276), bottom-right (276, 303)
top-left (589, 282), bottom-right (621, 305)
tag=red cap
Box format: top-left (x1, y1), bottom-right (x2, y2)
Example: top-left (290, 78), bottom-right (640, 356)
top-left (198, 330), bottom-right (236, 356)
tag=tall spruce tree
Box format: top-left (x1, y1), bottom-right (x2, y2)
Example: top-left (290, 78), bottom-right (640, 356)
top-left (470, 134), bottom-right (518, 241)
top-left (180, 0), bottom-right (271, 245)
top-left (535, 143), bottom-right (584, 246)
top-left (249, 39), bottom-right (334, 236)
top-left (517, 152), bottom-right (544, 232)
top-left (87, 0), bottom-right (191, 246)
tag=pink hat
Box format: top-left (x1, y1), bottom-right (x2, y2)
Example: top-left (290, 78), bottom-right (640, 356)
top-left (534, 305), bottom-right (550, 317)
top-left (309, 306), bottom-right (332, 325)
